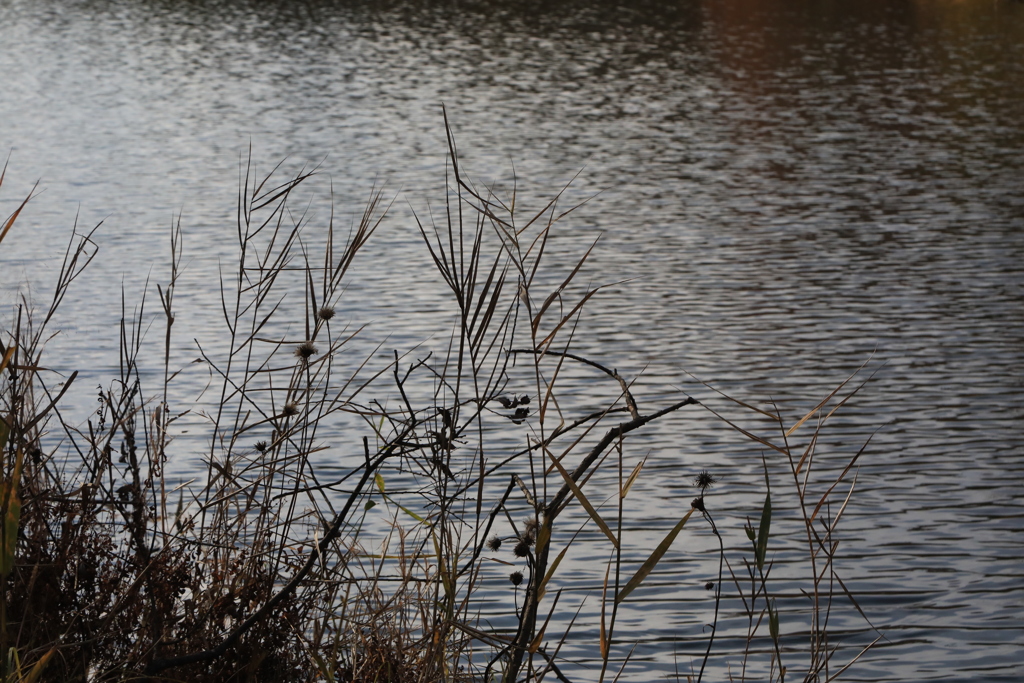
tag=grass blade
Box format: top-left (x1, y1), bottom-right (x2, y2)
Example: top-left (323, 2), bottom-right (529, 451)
top-left (621, 455), bottom-right (647, 499)
top-left (756, 475), bottom-right (772, 572)
top-left (616, 508), bottom-right (694, 603)
top-left (547, 448), bottom-right (619, 549)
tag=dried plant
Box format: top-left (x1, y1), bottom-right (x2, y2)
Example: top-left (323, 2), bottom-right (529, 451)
top-left (0, 122), bottom-right (881, 683)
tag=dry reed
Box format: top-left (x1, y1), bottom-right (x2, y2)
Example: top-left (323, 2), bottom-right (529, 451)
top-left (0, 124), bottom-right (881, 683)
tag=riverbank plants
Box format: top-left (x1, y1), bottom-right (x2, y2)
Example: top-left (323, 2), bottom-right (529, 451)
top-left (0, 126), bottom-right (881, 682)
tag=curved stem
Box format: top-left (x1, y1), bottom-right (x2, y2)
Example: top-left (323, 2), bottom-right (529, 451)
top-left (697, 506), bottom-right (725, 683)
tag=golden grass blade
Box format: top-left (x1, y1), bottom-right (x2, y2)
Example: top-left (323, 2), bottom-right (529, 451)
top-left (22, 647), bottom-right (57, 683)
top-left (0, 180), bottom-right (36, 246)
top-left (616, 508), bottom-right (694, 604)
top-left (830, 470), bottom-right (858, 532)
top-left (547, 449), bottom-right (619, 549)
top-left (537, 542), bottom-right (569, 601)
top-left (529, 621), bottom-right (549, 654)
top-left (600, 560), bottom-right (611, 659)
top-left (786, 391), bottom-right (843, 439)
top-left (794, 429), bottom-right (819, 477)
top-left (809, 429), bottom-right (877, 524)
top-left (621, 455), bottom-right (647, 499)
top-left (0, 345), bottom-right (15, 375)
top-left (535, 519), bottom-right (551, 554)
top-left (786, 357), bottom-right (877, 437)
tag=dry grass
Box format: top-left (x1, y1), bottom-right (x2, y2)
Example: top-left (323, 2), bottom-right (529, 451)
top-left (0, 126), bottom-right (881, 683)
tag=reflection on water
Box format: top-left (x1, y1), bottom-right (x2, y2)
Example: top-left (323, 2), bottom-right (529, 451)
top-left (1, 0), bottom-right (1022, 680)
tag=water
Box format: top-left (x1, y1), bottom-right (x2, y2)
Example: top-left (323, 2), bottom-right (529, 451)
top-left (1, 0), bottom-right (1022, 680)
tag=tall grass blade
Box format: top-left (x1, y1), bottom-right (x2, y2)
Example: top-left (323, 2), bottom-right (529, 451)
top-left (0, 347), bottom-right (14, 375)
top-left (809, 430), bottom-right (877, 524)
top-left (547, 449), bottom-right (619, 549)
top-left (21, 647), bottom-right (56, 683)
top-left (0, 181), bottom-right (35, 246)
top-left (621, 456), bottom-right (646, 499)
top-left (756, 477), bottom-right (772, 572)
top-left (784, 357), bottom-right (874, 437)
top-left (616, 508), bottom-right (694, 603)
top-left (538, 543), bottom-right (570, 600)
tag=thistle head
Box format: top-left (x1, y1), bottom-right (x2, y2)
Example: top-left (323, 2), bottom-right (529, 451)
top-left (694, 470), bottom-right (717, 491)
top-left (295, 341), bottom-right (318, 360)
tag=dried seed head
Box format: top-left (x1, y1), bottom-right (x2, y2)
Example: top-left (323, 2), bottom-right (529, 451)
top-left (282, 403), bottom-right (299, 417)
top-left (486, 536), bottom-right (502, 552)
top-left (317, 306), bottom-right (336, 321)
top-left (513, 540), bottom-right (530, 558)
top-left (295, 341), bottom-right (318, 360)
top-left (254, 441), bottom-right (268, 453)
top-left (524, 518), bottom-right (539, 536)
top-left (705, 581), bottom-right (715, 591)
top-left (691, 496), bottom-right (706, 512)
top-left (509, 571), bottom-right (524, 586)
top-left (694, 470), bottom-right (717, 491)
top-left (519, 394), bottom-right (530, 404)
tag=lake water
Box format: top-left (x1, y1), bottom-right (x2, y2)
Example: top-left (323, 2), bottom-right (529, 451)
top-left (1, 0), bottom-right (1022, 680)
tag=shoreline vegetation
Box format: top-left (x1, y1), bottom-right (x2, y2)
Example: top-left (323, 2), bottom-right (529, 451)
top-left (0, 123), bottom-right (880, 682)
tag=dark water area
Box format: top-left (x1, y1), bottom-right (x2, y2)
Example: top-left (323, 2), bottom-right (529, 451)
top-left (1, 0), bottom-right (1023, 680)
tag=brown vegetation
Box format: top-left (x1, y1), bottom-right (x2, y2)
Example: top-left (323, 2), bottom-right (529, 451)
top-left (0, 124), bottom-right (879, 682)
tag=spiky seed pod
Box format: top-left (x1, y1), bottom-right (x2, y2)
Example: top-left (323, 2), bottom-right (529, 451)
top-left (509, 571), bottom-right (524, 586)
top-left (691, 496), bottom-right (706, 512)
top-left (513, 540), bottom-right (530, 557)
top-left (486, 536), bottom-right (502, 552)
top-left (317, 306), bottom-right (336, 321)
top-left (705, 581), bottom-right (715, 591)
top-left (295, 341), bottom-right (318, 360)
top-left (694, 470), bottom-right (717, 491)
top-left (254, 441), bottom-right (268, 453)
top-left (282, 403), bottom-right (299, 417)
top-left (523, 519), bottom-right (538, 546)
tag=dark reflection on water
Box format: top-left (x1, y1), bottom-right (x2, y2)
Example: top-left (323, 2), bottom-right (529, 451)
top-left (1, 0), bottom-right (1023, 680)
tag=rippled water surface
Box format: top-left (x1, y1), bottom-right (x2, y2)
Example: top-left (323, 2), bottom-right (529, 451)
top-left (2, 0), bottom-right (1023, 680)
